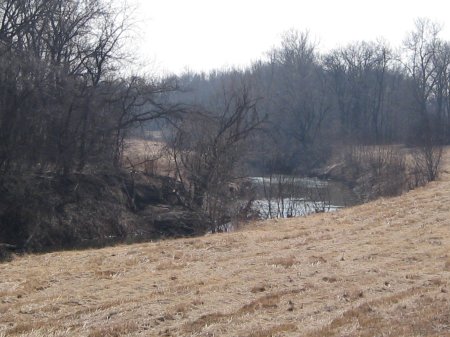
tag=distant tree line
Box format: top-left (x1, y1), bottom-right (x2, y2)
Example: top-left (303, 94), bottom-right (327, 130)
top-left (172, 19), bottom-right (449, 177)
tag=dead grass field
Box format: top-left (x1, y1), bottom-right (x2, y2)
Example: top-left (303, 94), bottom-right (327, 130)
top-left (122, 138), bottom-right (173, 177)
top-left (1, 153), bottom-right (450, 336)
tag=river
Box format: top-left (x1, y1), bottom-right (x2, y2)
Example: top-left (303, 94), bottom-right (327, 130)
top-left (248, 175), bottom-right (359, 219)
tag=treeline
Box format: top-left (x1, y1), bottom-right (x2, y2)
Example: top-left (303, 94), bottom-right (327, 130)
top-left (172, 20), bottom-right (449, 176)
top-left (2, 2), bottom-right (447, 179)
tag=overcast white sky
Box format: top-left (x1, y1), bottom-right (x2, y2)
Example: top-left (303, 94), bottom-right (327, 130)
top-left (128, 0), bottom-right (450, 75)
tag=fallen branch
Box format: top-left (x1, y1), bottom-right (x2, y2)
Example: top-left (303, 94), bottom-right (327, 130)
top-left (0, 243), bottom-right (17, 250)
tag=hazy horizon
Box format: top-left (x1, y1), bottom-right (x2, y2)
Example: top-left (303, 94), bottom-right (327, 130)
top-left (129, 0), bottom-right (450, 75)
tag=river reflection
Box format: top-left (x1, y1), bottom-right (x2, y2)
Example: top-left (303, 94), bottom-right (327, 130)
top-left (248, 175), bottom-right (359, 219)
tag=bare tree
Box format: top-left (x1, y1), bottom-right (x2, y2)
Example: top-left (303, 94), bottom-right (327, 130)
top-left (0, 0), bottom-right (182, 176)
top-left (324, 40), bottom-right (394, 143)
top-left (169, 73), bottom-right (262, 230)
top-left (403, 18), bottom-right (446, 181)
top-left (266, 30), bottom-right (331, 172)
top-left (0, 0), bottom-right (127, 174)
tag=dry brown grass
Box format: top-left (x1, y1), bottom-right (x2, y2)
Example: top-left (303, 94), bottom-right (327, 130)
top-left (2, 151), bottom-right (450, 336)
top-left (122, 138), bottom-right (173, 176)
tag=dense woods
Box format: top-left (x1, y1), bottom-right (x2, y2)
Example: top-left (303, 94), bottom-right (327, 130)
top-left (0, 0), bottom-right (181, 176)
top-left (163, 24), bottom-right (448, 191)
top-left (1, 1), bottom-right (449, 250)
top-left (174, 23), bottom-right (449, 177)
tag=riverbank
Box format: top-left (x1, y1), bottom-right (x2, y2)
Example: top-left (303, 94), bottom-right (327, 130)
top-left (0, 170), bottom-right (209, 254)
top-left (1, 152), bottom-right (449, 336)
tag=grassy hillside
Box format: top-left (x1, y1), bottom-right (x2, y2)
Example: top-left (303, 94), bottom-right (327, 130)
top-left (1, 157), bottom-right (450, 336)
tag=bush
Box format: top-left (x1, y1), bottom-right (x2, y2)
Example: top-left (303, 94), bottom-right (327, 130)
top-left (343, 146), bottom-right (408, 201)
top-left (409, 144), bottom-right (443, 187)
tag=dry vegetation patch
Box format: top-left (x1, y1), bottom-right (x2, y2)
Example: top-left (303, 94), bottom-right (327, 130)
top-left (123, 138), bottom-right (173, 176)
top-left (1, 151), bottom-right (450, 336)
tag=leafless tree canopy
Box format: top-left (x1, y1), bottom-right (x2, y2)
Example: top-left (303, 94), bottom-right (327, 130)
top-left (168, 72), bottom-right (262, 228)
top-left (0, 0), bottom-right (181, 175)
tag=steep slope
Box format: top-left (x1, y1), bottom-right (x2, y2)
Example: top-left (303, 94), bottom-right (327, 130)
top-left (1, 158), bottom-right (450, 336)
